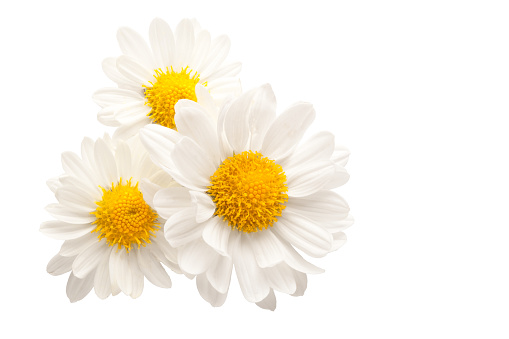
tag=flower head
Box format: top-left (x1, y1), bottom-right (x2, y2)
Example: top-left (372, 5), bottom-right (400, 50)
top-left (41, 134), bottom-right (179, 302)
top-left (140, 84), bottom-right (352, 310)
top-left (93, 18), bottom-right (241, 139)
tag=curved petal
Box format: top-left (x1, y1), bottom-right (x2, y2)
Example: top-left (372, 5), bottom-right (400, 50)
top-left (196, 273), bottom-right (228, 307)
top-left (45, 204), bottom-right (95, 224)
top-left (206, 254), bottom-right (233, 294)
top-left (94, 250), bottom-right (112, 299)
top-left (136, 247), bottom-right (172, 288)
top-left (153, 187), bottom-right (192, 219)
top-left (247, 84), bottom-right (277, 150)
top-left (272, 212), bottom-right (333, 258)
top-left (233, 235), bottom-right (270, 303)
top-left (149, 17), bottom-right (175, 68)
top-left (58, 233), bottom-right (98, 257)
top-left (164, 207), bottom-right (206, 248)
top-left (248, 229), bottom-right (285, 268)
top-left (128, 252), bottom-right (145, 298)
top-left (66, 273), bottom-right (95, 303)
top-left (94, 138), bottom-right (118, 188)
top-left (72, 240), bottom-right (109, 278)
top-left (279, 131), bottom-right (335, 169)
top-left (40, 220), bottom-right (95, 240)
top-left (47, 254), bottom-right (75, 276)
top-left (178, 238), bottom-right (218, 275)
top-left (116, 55), bottom-right (153, 86)
top-left (189, 191), bottom-right (216, 223)
top-left (200, 35), bottom-right (231, 78)
top-left (117, 26), bottom-right (155, 69)
top-left (202, 217), bottom-right (230, 256)
top-left (174, 19), bottom-right (194, 70)
top-left (261, 102), bottom-right (316, 160)
top-left (264, 263), bottom-right (297, 294)
top-left (285, 160), bottom-right (335, 198)
top-left (171, 137), bottom-right (216, 191)
top-left (255, 288), bottom-right (276, 311)
top-left (285, 190), bottom-right (350, 222)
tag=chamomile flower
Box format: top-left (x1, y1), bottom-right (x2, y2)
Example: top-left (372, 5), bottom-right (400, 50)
top-left (41, 134), bottom-right (179, 302)
top-left (93, 18), bottom-right (241, 139)
top-left (139, 84), bottom-right (353, 310)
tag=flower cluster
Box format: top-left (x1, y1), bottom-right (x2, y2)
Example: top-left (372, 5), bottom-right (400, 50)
top-left (41, 18), bottom-right (352, 310)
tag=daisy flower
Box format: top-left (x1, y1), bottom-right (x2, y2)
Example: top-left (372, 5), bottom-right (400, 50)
top-left (139, 84), bottom-right (353, 310)
top-left (41, 134), bottom-right (179, 302)
top-left (93, 18), bottom-right (241, 139)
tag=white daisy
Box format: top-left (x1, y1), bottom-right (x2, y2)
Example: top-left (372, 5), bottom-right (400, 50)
top-left (41, 134), bottom-right (180, 302)
top-left (139, 84), bottom-right (353, 310)
top-left (93, 18), bottom-right (241, 139)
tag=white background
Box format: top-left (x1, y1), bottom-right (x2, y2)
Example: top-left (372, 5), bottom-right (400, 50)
top-left (1, 0), bottom-right (508, 338)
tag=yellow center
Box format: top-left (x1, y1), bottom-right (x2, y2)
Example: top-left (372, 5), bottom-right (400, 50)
top-left (91, 178), bottom-right (160, 252)
top-left (143, 66), bottom-right (201, 130)
top-left (208, 151), bottom-right (288, 233)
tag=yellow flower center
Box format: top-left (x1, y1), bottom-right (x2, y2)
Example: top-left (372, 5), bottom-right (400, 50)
top-left (91, 178), bottom-right (159, 252)
top-left (208, 151), bottom-right (288, 233)
top-left (143, 66), bottom-right (201, 130)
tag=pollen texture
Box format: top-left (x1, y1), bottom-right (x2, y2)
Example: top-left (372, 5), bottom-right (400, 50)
top-left (208, 151), bottom-right (288, 233)
top-left (144, 66), bottom-right (201, 129)
top-left (91, 178), bottom-right (159, 252)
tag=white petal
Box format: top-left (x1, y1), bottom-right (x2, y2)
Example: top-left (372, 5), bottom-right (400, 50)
top-left (331, 232), bottom-right (347, 251)
top-left (174, 19), bottom-right (194, 69)
top-left (178, 238), bottom-right (217, 275)
top-left (94, 138), bottom-right (118, 188)
top-left (280, 131), bottom-right (335, 169)
top-left (273, 212), bottom-right (333, 258)
top-left (40, 220), bottom-right (95, 240)
top-left (204, 62), bottom-right (241, 82)
top-left (233, 235), bottom-right (270, 302)
top-left (190, 30), bottom-right (211, 71)
top-left (223, 89), bottom-right (253, 153)
top-left (264, 263), bottom-right (297, 294)
top-left (114, 140), bottom-right (132, 180)
top-left (249, 229), bottom-right (285, 268)
top-left (44, 204), bottom-right (95, 224)
top-left (194, 84), bottom-right (217, 117)
top-left (292, 270), bottom-right (307, 296)
top-left (136, 247), bottom-right (172, 288)
top-left (261, 102), bottom-right (316, 160)
top-left (112, 117), bottom-right (152, 145)
top-left (200, 35), bottom-right (231, 78)
top-left (114, 101), bottom-right (150, 124)
top-left (149, 18), bottom-right (175, 68)
top-left (59, 173), bottom-right (101, 199)
top-left (94, 250), bottom-right (112, 299)
top-left (164, 207), bottom-right (206, 248)
top-left (108, 249), bottom-right (121, 296)
top-left (153, 187), bottom-right (192, 219)
top-left (202, 217), bottom-right (230, 256)
top-left (278, 238), bottom-right (324, 274)
top-left (55, 187), bottom-right (96, 213)
top-left (67, 273), bottom-right (95, 303)
top-left (72, 240), bottom-right (109, 278)
top-left (114, 250), bottom-right (133, 296)
top-left (196, 274), bottom-right (227, 307)
top-left (117, 26), bottom-right (155, 69)
top-left (139, 124), bottom-right (183, 170)
top-left (171, 137), bottom-right (216, 190)
top-left (47, 177), bottom-right (61, 193)
top-left (58, 233), bottom-right (98, 257)
top-left (128, 251), bottom-right (144, 298)
top-left (101, 57), bottom-right (137, 89)
top-left (61, 151), bottom-right (96, 188)
top-left (331, 144), bottom-right (350, 167)
top-left (116, 55), bottom-right (153, 86)
top-left (92, 88), bottom-right (143, 107)
top-left (47, 254), bottom-right (75, 276)
top-left (285, 160), bottom-right (335, 198)
top-left (206, 254), bottom-right (233, 294)
top-left (189, 191), bottom-right (216, 223)
top-left (323, 165), bottom-right (350, 189)
top-left (174, 100), bottom-right (220, 167)
top-left (255, 289), bottom-right (276, 311)
top-left (285, 190), bottom-right (350, 222)
top-left (247, 84), bottom-right (277, 150)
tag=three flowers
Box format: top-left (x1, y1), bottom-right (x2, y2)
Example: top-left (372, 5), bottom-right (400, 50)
top-left (41, 18), bottom-right (353, 310)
